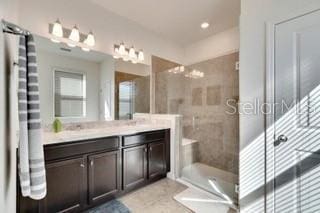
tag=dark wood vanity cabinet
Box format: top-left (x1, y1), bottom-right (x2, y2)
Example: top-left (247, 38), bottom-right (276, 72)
top-left (122, 140), bottom-right (167, 192)
top-left (123, 144), bottom-right (148, 190)
top-left (17, 129), bottom-right (170, 213)
top-left (42, 157), bottom-right (87, 213)
top-left (122, 132), bottom-right (169, 192)
top-left (88, 150), bottom-right (121, 204)
top-left (148, 140), bottom-right (167, 180)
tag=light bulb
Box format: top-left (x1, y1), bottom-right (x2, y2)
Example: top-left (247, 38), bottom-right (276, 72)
top-left (129, 46), bottom-right (136, 59)
top-left (113, 47), bottom-right (120, 59)
top-left (50, 38), bottom-right (60, 43)
top-left (52, 19), bottom-right (63, 37)
top-left (84, 31), bottom-right (95, 47)
top-left (180, 66), bottom-right (185, 72)
top-left (201, 22), bottom-right (210, 29)
top-left (81, 47), bottom-right (90, 52)
top-left (118, 43), bottom-right (126, 55)
top-left (67, 43), bottom-right (76, 47)
top-left (138, 49), bottom-right (144, 61)
top-left (69, 25), bottom-right (80, 43)
top-left (51, 19), bottom-right (63, 43)
top-left (123, 51), bottom-right (129, 61)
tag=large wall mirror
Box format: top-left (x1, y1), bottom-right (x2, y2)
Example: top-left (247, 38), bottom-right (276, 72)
top-left (34, 35), bottom-right (151, 124)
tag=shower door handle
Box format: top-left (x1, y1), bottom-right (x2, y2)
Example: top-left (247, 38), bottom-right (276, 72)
top-left (274, 134), bottom-right (288, 147)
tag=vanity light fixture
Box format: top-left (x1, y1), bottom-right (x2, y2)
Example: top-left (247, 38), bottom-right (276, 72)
top-left (51, 19), bottom-right (63, 43)
top-left (113, 43), bottom-right (145, 64)
top-left (49, 19), bottom-right (95, 52)
top-left (168, 66), bottom-right (185, 74)
top-left (185, 69), bottom-right (204, 79)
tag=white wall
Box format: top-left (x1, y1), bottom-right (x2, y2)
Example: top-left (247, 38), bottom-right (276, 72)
top-left (0, 0), bottom-right (19, 212)
top-left (100, 58), bottom-right (115, 120)
top-left (239, 0), bottom-right (320, 212)
top-left (184, 27), bottom-right (239, 65)
top-left (0, 27), bottom-right (5, 213)
top-left (37, 50), bottom-right (101, 124)
top-left (15, 0), bottom-right (185, 65)
top-left (0, 0), bottom-right (19, 23)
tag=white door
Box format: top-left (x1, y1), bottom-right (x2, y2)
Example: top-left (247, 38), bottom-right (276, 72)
top-left (273, 9), bottom-right (320, 212)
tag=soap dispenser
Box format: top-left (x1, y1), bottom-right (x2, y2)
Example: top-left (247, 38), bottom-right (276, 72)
top-left (53, 118), bottom-right (62, 133)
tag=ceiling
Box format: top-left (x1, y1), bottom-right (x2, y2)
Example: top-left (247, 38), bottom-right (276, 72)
top-left (90, 0), bottom-right (240, 46)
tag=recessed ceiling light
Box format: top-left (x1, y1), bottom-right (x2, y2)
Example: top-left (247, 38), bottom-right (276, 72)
top-left (201, 22), bottom-right (210, 29)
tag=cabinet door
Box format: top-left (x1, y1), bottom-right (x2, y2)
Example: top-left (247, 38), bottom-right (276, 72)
top-left (41, 157), bottom-right (86, 213)
top-left (123, 145), bottom-right (147, 190)
top-left (148, 141), bottom-right (166, 180)
top-left (88, 150), bottom-right (120, 204)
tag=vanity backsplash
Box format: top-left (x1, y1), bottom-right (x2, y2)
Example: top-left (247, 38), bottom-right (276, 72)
top-left (43, 118), bottom-right (151, 132)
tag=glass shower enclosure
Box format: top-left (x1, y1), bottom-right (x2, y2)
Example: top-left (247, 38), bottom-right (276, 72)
top-left (154, 53), bottom-right (239, 207)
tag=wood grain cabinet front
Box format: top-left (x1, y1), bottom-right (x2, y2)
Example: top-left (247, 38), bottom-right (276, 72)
top-left (88, 150), bottom-right (121, 205)
top-left (148, 140), bottom-right (166, 180)
top-left (40, 157), bottom-right (87, 213)
top-left (122, 144), bottom-right (148, 191)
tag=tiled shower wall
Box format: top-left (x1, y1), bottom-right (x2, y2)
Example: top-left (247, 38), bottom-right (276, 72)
top-left (155, 52), bottom-right (239, 175)
top-left (134, 76), bottom-right (150, 114)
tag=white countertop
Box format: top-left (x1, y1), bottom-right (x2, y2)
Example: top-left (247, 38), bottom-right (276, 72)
top-left (43, 124), bottom-right (170, 145)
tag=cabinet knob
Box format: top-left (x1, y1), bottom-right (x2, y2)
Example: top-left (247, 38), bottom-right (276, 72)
top-left (144, 148), bottom-right (147, 153)
top-left (80, 163), bottom-right (85, 168)
top-left (90, 160), bottom-right (94, 166)
top-left (150, 147), bottom-right (152, 151)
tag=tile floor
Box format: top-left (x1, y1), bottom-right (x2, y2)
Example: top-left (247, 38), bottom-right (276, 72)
top-left (119, 178), bottom-right (192, 213)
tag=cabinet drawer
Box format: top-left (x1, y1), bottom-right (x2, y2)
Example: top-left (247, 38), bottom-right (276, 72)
top-left (146, 130), bottom-right (166, 142)
top-left (122, 130), bottom-right (166, 147)
top-left (44, 136), bottom-right (119, 161)
top-left (122, 134), bottom-right (146, 147)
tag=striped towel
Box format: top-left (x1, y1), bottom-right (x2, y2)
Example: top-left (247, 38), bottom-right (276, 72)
top-left (18, 35), bottom-right (46, 200)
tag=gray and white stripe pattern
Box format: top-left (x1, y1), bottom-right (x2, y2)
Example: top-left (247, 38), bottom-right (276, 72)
top-left (18, 35), bottom-right (46, 200)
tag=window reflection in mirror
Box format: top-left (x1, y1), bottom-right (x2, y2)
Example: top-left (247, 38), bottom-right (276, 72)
top-left (54, 70), bottom-right (86, 118)
top-left (119, 81), bottom-right (134, 120)
top-left (114, 61), bottom-right (150, 120)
